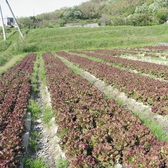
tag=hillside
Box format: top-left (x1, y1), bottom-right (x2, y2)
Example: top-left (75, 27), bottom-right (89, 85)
top-left (17, 0), bottom-right (168, 28)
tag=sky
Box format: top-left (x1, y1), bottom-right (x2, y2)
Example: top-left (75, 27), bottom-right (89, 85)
top-left (0, 0), bottom-right (88, 18)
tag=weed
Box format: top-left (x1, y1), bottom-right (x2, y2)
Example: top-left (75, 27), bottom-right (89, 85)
top-left (31, 131), bottom-right (41, 139)
top-left (58, 128), bottom-right (67, 138)
top-left (42, 106), bottom-right (55, 127)
top-left (28, 130), bottom-right (41, 151)
top-left (56, 157), bottom-right (69, 168)
top-left (133, 110), bottom-right (168, 142)
top-left (30, 55), bottom-right (40, 95)
top-left (39, 55), bottom-right (46, 83)
top-left (24, 158), bottom-right (47, 168)
top-left (28, 100), bottom-right (40, 121)
top-left (28, 138), bottom-right (39, 151)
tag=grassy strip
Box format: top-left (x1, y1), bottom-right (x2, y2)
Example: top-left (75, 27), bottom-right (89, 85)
top-left (28, 100), bottom-right (40, 122)
top-left (132, 110), bottom-right (168, 142)
top-left (30, 54), bottom-right (40, 94)
top-left (25, 25), bottom-right (168, 50)
top-left (25, 99), bottom-right (46, 167)
top-left (42, 105), bottom-right (54, 127)
top-left (39, 55), bottom-right (46, 86)
top-left (38, 54), bottom-right (55, 127)
top-left (0, 54), bottom-right (25, 77)
top-left (24, 54), bottom-right (47, 168)
top-left (59, 56), bottom-right (168, 142)
top-left (27, 100), bottom-right (41, 153)
top-left (1, 24), bottom-right (168, 55)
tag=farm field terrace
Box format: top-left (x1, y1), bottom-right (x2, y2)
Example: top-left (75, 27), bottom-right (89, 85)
top-left (0, 45), bottom-right (168, 167)
top-left (43, 52), bottom-right (168, 167)
top-left (57, 47), bottom-right (168, 116)
top-left (0, 54), bottom-right (37, 167)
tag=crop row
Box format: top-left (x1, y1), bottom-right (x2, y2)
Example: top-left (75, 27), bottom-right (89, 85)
top-left (139, 46), bottom-right (168, 53)
top-left (0, 55), bottom-right (36, 104)
top-left (120, 46), bottom-right (168, 55)
top-left (71, 50), bottom-right (168, 80)
top-left (57, 51), bottom-right (168, 115)
top-left (43, 52), bottom-right (168, 167)
top-left (86, 45), bottom-right (168, 58)
top-left (92, 47), bottom-right (168, 58)
top-left (0, 54), bottom-right (36, 167)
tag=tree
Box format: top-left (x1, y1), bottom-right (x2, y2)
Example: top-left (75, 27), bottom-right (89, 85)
top-left (148, 3), bottom-right (160, 14)
top-left (58, 18), bottom-right (66, 27)
top-left (155, 7), bottom-right (168, 24)
top-left (18, 17), bottom-right (33, 29)
top-left (154, 0), bottom-right (168, 7)
top-left (135, 3), bottom-right (148, 14)
top-left (63, 7), bottom-right (83, 20)
top-left (79, 2), bottom-right (100, 19)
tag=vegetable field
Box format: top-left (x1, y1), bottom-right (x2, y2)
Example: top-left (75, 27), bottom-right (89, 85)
top-left (0, 54), bottom-right (36, 167)
top-left (1, 46), bottom-right (168, 167)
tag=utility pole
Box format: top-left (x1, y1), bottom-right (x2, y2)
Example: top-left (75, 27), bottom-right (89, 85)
top-left (6, 0), bottom-right (23, 38)
top-left (0, 5), bottom-right (6, 40)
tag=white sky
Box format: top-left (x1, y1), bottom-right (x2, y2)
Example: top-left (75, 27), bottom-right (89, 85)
top-left (0, 0), bottom-right (88, 18)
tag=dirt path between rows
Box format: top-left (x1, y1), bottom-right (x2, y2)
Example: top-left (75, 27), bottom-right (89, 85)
top-left (58, 56), bottom-right (168, 139)
top-left (34, 83), bottom-right (65, 167)
top-left (21, 59), bottom-right (65, 168)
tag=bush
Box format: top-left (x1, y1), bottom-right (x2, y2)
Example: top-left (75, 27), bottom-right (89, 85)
top-left (126, 13), bottom-right (157, 26)
top-left (155, 7), bottom-right (168, 24)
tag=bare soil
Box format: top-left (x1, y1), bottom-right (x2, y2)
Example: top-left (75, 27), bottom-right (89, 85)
top-left (37, 84), bottom-right (65, 167)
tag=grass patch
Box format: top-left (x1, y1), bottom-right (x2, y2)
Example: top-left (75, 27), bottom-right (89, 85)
top-left (42, 105), bottom-right (55, 127)
top-left (30, 55), bottom-right (39, 94)
top-left (28, 138), bottom-right (39, 152)
top-left (24, 158), bottom-right (47, 168)
top-left (23, 24), bottom-right (168, 50)
top-left (56, 157), bottom-right (69, 168)
top-left (133, 110), bottom-right (168, 142)
top-left (39, 55), bottom-right (46, 86)
top-left (38, 55), bottom-right (55, 126)
top-left (28, 100), bottom-right (40, 121)
top-left (1, 24), bottom-right (168, 55)
top-left (0, 40), bottom-right (12, 52)
top-left (0, 54), bottom-right (25, 77)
